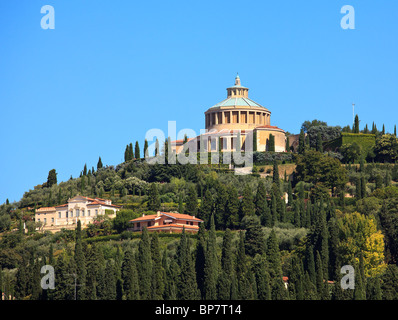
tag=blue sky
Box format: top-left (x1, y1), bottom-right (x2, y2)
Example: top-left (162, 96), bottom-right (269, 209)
top-left (1, 0), bottom-right (397, 203)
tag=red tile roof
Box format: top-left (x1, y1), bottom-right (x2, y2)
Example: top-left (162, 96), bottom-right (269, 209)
top-left (130, 212), bottom-right (203, 223)
top-left (36, 207), bottom-right (56, 212)
top-left (130, 214), bottom-right (159, 222)
top-left (147, 224), bottom-right (200, 230)
top-left (160, 212), bottom-right (202, 221)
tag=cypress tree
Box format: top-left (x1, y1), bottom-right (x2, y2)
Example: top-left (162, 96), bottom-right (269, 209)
top-left (195, 223), bottom-right (206, 298)
top-left (240, 184), bottom-right (255, 218)
top-left (252, 254), bottom-right (271, 300)
top-left (268, 134), bottom-right (275, 152)
top-left (163, 248), bottom-right (177, 300)
top-left (256, 180), bottom-right (272, 227)
top-left (178, 192), bottom-right (184, 213)
top-left (199, 189), bottom-right (213, 227)
top-left (103, 261), bottom-right (117, 300)
top-left (361, 176), bottom-right (366, 197)
top-left (15, 259), bottom-right (28, 299)
top-left (271, 192), bottom-right (278, 226)
top-left (203, 214), bottom-right (218, 300)
top-left (225, 185), bottom-right (240, 229)
top-left (305, 245), bottom-right (316, 285)
top-left (134, 141), bottom-right (140, 159)
top-left (155, 139), bottom-right (159, 157)
top-left (272, 160), bottom-right (280, 187)
top-left (253, 130), bottom-right (257, 152)
top-left (293, 200), bottom-right (301, 228)
top-left (47, 169), bottom-right (57, 187)
top-left (147, 183), bottom-right (161, 211)
top-left (97, 157), bottom-right (103, 170)
top-left (129, 143), bottom-right (133, 160)
top-left (122, 248), bottom-right (140, 300)
top-left (287, 181), bottom-right (293, 206)
top-left (75, 221), bottom-right (87, 300)
top-left (177, 228), bottom-right (199, 299)
top-left (244, 216), bottom-right (266, 257)
top-left (124, 145), bottom-right (129, 162)
top-left (236, 231), bottom-right (250, 299)
top-left (217, 270), bottom-right (232, 300)
top-left (214, 184), bottom-right (227, 229)
top-left (285, 135), bottom-right (290, 152)
top-left (315, 251), bottom-right (329, 300)
top-left (144, 139), bottom-right (149, 158)
top-left (185, 185), bottom-right (198, 216)
top-left (150, 233), bottom-right (164, 299)
top-left (137, 227), bottom-right (152, 299)
top-left (354, 114), bottom-right (360, 133)
top-left (255, 180), bottom-right (267, 216)
top-left (266, 230), bottom-right (282, 280)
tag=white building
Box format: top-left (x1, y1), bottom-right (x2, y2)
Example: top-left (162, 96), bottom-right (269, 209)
top-left (35, 195), bottom-right (121, 233)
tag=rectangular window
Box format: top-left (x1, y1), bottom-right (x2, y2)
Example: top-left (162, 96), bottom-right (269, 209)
top-left (58, 212), bottom-right (61, 218)
top-left (44, 218), bottom-right (47, 224)
top-left (95, 209), bottom-right (98, 216)
top-left (137, 222), bottom-right (140, 228)
top-left (51, 218), bottom-right (54, 223)
top-left (88, 210), bottom-right (91, 216)
top-left (76, 209), bottom-right (80, 217)
top-left (82, 210), bottom-right (85, 217)
top-left (70, 211), bottom-right (73, 218)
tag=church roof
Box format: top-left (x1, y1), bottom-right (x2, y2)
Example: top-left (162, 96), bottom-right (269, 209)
top-left (209, 97), bottom-right (269, 110)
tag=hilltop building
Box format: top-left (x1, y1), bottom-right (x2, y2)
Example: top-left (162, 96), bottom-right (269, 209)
top-left (172, 75), bottom-right (287, 154)
top-left (35, 195), bottom-right (121, 233)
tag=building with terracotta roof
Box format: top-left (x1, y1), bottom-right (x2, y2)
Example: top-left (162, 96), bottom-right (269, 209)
top-left (171, 75), bottom-right (288, 154)
top-left (35, 195), bottom-right (121, 233)
top-left (129, 211), bottom-right (203, 233)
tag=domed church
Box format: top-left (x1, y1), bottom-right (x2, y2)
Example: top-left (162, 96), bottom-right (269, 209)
top-left (172, 74), bottom-right (287, 154)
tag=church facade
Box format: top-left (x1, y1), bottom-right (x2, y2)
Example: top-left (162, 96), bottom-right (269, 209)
top-left (172, 75), bottom-right (287, 154)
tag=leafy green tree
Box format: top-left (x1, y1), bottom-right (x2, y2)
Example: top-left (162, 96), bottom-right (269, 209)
top-left (295, 150), bottom-right (347, 195)
top-left (301, 119), bottom-right (328, 133)
top-left (316, 132), bottom-right (323, 152)
top-left (374, 134), bottom-right (398, 163)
